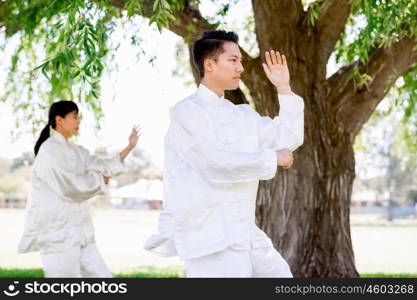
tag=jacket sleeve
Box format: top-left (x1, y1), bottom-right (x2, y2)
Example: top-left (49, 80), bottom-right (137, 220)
top-left (34, 145), bottom-right (105, 203)
top-left (78, 146), bottom-right (127, 177)
top-left (169, 101), bottom-right (278, 185)
top-left (255, 93), bottom-right (304, 151)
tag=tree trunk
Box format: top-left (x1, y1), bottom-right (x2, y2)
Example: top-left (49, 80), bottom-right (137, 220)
top-left (256, 121), bottom-right (358, 277)
top-left (251, 1), bottom-right (359, 277)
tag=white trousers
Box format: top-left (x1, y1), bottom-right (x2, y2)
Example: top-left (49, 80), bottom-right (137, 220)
top-left (184, 245), bottom-right (293, 278)
top-left (41, 243), bottom-right (112, 278)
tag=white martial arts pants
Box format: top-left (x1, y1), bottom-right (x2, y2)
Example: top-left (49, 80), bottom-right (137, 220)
top-left (41, 243), bottom-right (112, 278)
top-left (184, 245), bottom-right (293, 278)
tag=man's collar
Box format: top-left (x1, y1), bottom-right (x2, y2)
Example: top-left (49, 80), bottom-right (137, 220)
top-left (196, 84), bottom-right (226, 107)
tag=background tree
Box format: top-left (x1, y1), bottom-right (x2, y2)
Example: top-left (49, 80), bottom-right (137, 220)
top-left (1, 0), bottom-right (416, 277)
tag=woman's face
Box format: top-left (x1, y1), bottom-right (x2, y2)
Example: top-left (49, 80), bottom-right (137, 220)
top-left (56, 111), bottom-right (81, 137)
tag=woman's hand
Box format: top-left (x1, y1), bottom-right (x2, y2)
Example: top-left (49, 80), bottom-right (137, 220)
top-left (128, 125), bottom-right (141, 149)
top-left (120, 125), bottom-right (141, 163)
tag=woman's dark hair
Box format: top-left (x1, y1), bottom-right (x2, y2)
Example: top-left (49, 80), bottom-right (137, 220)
top-left (34, 100), bottom-right (79, 156)
top-left (192, 30), bottom-right (239, 79)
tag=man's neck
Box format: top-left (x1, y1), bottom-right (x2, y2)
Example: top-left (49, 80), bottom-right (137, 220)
top-left (201, 78), bottom-right (224, 98)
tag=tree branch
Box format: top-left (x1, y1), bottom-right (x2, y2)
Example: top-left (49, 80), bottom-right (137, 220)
top-left (109, 0), bottom-right (211, 40)
top-left (315, 0), bottom-right (352, 73)
top-left (248, 0), bottom-right (306, 115)
top-left (109, 0), bottom-right (253, 104)
top-left (251, 0), bottom-right (304, 53)
top-left (327, 36), bottom-right (417, 138)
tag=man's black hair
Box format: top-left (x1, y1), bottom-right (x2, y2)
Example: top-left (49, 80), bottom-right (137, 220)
top-left (192, 30), bottom-right (239, 79)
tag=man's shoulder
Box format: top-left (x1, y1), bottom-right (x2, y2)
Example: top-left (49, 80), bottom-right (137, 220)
top-left (235, 103), bottom-right (252, 112)
top-left (171, 93), bottom-right (203, 116)
top-left (234, 103), bottom-right (258, 118)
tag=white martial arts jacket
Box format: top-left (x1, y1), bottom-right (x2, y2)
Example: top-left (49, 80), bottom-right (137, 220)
top-left (18, 131), bottom-right (126, 254)
top-left (144, 84), bottom-right (304, 260)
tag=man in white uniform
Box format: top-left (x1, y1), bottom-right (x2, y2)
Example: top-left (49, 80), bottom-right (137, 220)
top-left (144, 31), bottom-right (304, 277)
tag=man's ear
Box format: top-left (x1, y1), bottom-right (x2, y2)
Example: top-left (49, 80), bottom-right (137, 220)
top-left (204, 58), bottom-right (214, 73)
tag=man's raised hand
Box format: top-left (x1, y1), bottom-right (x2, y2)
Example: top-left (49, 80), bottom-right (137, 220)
top-left (262, 50), bottom-right (292, 94)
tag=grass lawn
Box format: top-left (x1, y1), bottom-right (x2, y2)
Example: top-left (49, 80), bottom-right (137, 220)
top-left (0, 267), bottom-right (415, 278)
top-left (359, 273), bottom-right (417, 278)
top-left (0, 266), bottom-right (185, 278)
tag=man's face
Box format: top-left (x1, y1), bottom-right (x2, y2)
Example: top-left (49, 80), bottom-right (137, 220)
top-left (206, 41), bottom-right (244, 91)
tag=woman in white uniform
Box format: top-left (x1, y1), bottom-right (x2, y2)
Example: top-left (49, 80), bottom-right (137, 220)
top-left (18, 100), bottom-right (139, 278)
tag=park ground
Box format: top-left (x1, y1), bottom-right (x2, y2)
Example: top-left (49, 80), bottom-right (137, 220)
top-left (1, 209), bottom-right (416, 277)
